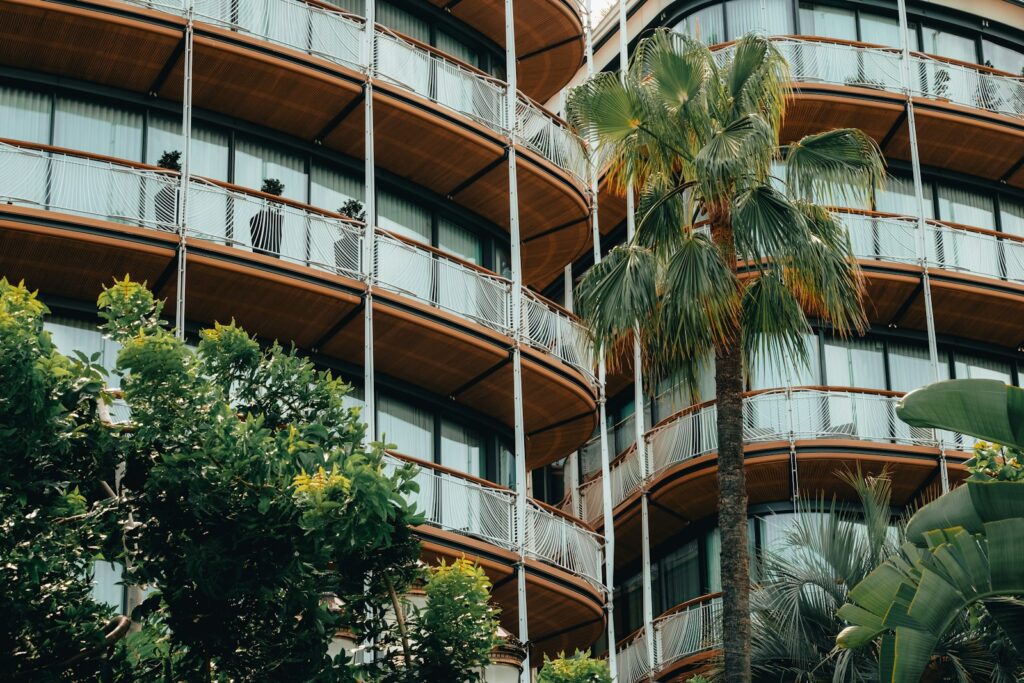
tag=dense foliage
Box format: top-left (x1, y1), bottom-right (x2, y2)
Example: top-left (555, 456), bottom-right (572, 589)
top-left (536, 650), bottom-right (612, 683)
top-left (2, 276), bottom-right (501, 681)
top-left (0, 279), bottom-right (125, 681)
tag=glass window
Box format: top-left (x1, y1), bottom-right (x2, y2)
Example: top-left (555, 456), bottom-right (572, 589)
top-left (376, 1), bottom-right (429, 43)
top-left (875, 175), bottom-right (932, 218)
top-left (146, 115), bottom-right (229, 181)
top-left (888, 343), bottom-right (948, 394)
top-left (749, 333), bottom-right (820, 390)
top-left (675, 5), bottom-right (725, 45)
top-left (954, 354), bottom-right (1012, 384)
top-left (436, 31), bottom-right (479, 67)
top-left (726, 0), bottom-right (792, 39)
top-left (377, 394), bottom-right (433, 458)
top-left (0, 85), bottom-right (51, 144)
top-left (54, 97), bottom-right (142, 160)
top-left (799, 3), bottom-right (856, 41)
top-left (859, 13), bottom-right (903, 48)
top-left (234, 137), bottom-right (308, 202)
top-left (706, 527), bottom-right (721, 592)
top-left (494, 441), bottom-right (515, 489)
top-left (379, 190), bottom-right (430, 243)
top-left (440, 419), bottom-right (484, 478)
top-left (437, 218), bottom-right (483, 264)
top-left (983, 39), bottom-right (1024, 75)
top-left (936, 183), bottom-right (994, 228)
top-left (823, 337), bottom-right (886, 389)
top-left (661, 539), bottom-right (701, 609)
top-left (921, 26), bottom-right (977, 63)
top-left (46, 317), bottom-right (121, 383)
top-left (1002, 198), bottom-right (1024, 237)
top-left (311, 162), bottom-right (363, 214)
top-left (91, 561), bottom-right (124, 613)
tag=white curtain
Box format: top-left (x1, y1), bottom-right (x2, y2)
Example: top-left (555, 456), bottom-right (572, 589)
top-left (377, 394), bottom-right (433, 459)
top-left (0, 85), bottom-right (51, 145)
top-left (54, 97), bottom-right (142, 161)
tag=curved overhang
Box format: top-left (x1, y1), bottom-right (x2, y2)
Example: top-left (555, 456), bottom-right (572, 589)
top-left (418, 527), bottom-right (604, 659)
top-left (422, 0), bottom-right (585, 102)
top-left (609, 441), bottom-right (968, 571)
top-left (0, 152), bottom-right (596, 467)
top-left (0, 0), bottom-right (590, 288)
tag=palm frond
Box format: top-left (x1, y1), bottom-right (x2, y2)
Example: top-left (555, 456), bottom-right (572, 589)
top-left (724, 34), bottom-right (790, 136)
top-left (694, 113), bottom-right (774, 200)
top-left (731, 183), bottom-right (808, 264)
top-left (575, 244), bottom-right (659, 360)
top-left (782, 202), bottom-right (867, 337)
top-left (741, 270), bottom-right (811, 378)
top-left (785, 128), bottom-right (885, 206)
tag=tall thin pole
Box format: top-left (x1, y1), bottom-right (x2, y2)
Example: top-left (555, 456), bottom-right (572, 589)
top-left (564, 265), bottom-right (582, 515)
top-left (174, 0), bottom-right (194, 339)
top-left (362, 1), bottom-right (377, 443)
top-left (504, 0), bottom-right (530, 678)
top-left (617, 0), bottom-right (655, 674)
top-left (896, 0), bottom-right (947, 492)
top-left (585, 0), bottom-right (617, 676)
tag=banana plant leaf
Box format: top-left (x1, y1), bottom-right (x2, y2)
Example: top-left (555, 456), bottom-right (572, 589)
top-left (896, 379), bottom-right (1024, 449)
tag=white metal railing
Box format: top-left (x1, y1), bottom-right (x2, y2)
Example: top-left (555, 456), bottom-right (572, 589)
top-left (577, 389), bottom-right (971, 526)
top-left (114, 0), bottom-right (588, 183)
top-left (0, 142), bottom-right (595, 380)
top-left (714, 38), bottom-right (1024, 119)
top-left (524, 501), bottom-right (605, 588)
top-left (652, 597), bottom-right (723, 674)
top-left (522, 292), bottom-right (596, 383)
top-left (373, 231), bottom-right (513, 336)
top-left (838, 210), bottom-right (1024, 287)
top-left (616, 630), bottom-right (652, 683)
top-left (383, 454), bottom-right (604, 589)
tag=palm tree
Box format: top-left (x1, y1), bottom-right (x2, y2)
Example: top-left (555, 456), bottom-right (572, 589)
top-left (567, 30), bottom-right (885, 681)
top-left (746, 473), bottom-right (1022, 682)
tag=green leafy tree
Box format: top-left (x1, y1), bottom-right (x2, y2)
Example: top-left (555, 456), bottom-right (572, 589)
top-left (94, 277), bottom-right (426, 681)
top-left (567, 29), bottom-right (884, 681)
top-left (836, 379), bottom-right (1024, 682)
top-left (406, 558), bottom-right (500, 682)
top-left (0, 279), bottom-right (127, 681)
top-left (743, 471), bottom-right (1020, 682)
top-left (537, 650), bottom-right (612, 683)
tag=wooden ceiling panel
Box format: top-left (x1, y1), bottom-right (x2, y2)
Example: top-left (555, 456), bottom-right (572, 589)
top-left (184, 250), bottom-right (360, 348)
top-left (189, 37), bottom-right (361, 141)
top-left (0, 0), bottom-right (183, 95)
top-left (0, 214), bottom-right (177, 303)
top-left (424, 0), bottom-right (584, 102)
top-left (783, 92), bottom-right (904, 144)
top-left (861, 268), bottom-right (922, 326)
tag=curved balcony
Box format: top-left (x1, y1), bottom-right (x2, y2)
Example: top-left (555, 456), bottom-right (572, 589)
top-left (596, 37), bottom-right (1024, 244)
top-left (1, 0), bottom-right (590, 287)
top-left (421, 0), bottom-right (585, 102)
top-left (384, 451), bottom-right (605, 656)
top-left (0, 141), bottom-right (597, 466)
top-left (616, 594), bottom-right (723, 683)
top-left (568, 388), bottom-right (971, 530)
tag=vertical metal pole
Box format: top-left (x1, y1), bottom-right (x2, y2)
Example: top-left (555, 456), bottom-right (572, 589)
top-left (174, 1), bottom-right (194, 340)
top-left (640, 492), bottom-right (655, 677)
top-left (897, 0), bottom-right (947, 492)
top-left (564, 265), bottom-right (582, 515)
top-left (585, 1), bottom-right (617, 676)
top-left (504, 1), bottom-right (530, 678)
top-left (617, 0), bottom-right (654, 674)
top-left (362, 1), bottom-right (377, 443)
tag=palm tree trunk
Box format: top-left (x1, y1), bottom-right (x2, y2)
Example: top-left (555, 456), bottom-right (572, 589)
top-left (713, 221), bottom-right (751, 682)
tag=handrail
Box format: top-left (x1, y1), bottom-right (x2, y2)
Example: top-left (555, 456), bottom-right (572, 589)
top-left (110, 0), bottom-right (589, 183)
top-left (711, 37), bottom-right (1024, 119)
top-left (0, 141), bottom-right (596, 382)
top-left (575, 387), bottom-right (975, 526)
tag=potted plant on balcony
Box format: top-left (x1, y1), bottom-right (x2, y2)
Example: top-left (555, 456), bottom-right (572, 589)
top-left (154, 150), bottom-right (180, 229)
top-left (335, 198), bottom-right (365, 275)
top-left (251, 177), bottom-right (284, 258)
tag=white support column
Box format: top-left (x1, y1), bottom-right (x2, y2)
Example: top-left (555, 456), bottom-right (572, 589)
top-left (585, 0), bottom-right (617, 676)
top-left (564, 265), bottom-right (582, 515)
top-left (503, 0), bottom-right (530, 678)
top-left (640, 492), bottom-right (655, 677)
top-left (174, 1), bottom-right (194, 340)
top-left (362, 2), bottom-right (377, 443)
top-left (897, 0), bottom-right (947, 492)
top-left (617, 0), bottom-right (655, 674)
